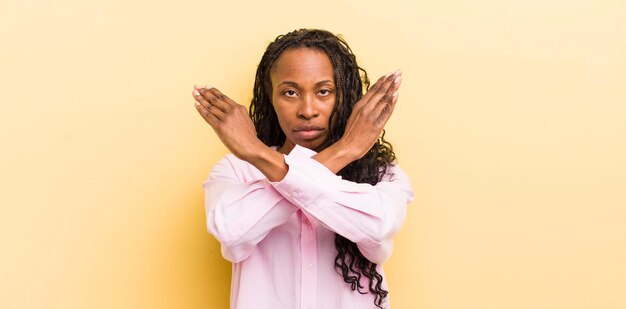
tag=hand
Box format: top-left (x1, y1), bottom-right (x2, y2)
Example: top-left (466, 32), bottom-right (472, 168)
top-left (340, 70), bottom-right (402, 159)
top-left (193, 85), bottom-right (263, 160)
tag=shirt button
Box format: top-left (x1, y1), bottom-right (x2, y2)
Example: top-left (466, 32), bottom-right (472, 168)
top-left (291, 191), bottom-right (300, 198)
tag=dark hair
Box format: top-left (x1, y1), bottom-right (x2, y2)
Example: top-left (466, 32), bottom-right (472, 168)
top-left (249, 28), bottom-right (396, 308)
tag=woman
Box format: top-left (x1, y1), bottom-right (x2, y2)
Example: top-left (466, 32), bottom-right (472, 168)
top-left (192, 29), bottom-right (413, 309)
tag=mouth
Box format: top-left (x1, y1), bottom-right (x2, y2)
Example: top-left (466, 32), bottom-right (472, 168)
top-left (293, 124), bottom-right (324, 140)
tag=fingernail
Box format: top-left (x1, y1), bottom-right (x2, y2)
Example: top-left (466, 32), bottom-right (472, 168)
top-left (384, 72), bottom-right (393, 78)
top-left (204, 85), bottom-right (212, 90)
top-left (195, 101), bottom-right (200, 106)
top-left (392, 92), bottom-right (399, 98)
top-left (394, 75), bottom-right (402, 84)
top-left (394, 70), bottom-right (402, 76)
top-left (194, 84), bottom-right (202, 90)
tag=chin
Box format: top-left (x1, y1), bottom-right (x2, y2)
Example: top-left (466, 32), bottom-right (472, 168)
top-left (295, 140), bottom-right (324, 151)
top-left (309, 141), bottom-right (331, 152)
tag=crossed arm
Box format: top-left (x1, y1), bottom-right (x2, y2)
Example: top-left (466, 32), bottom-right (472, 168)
top-left (202, 146), bottom-right (414, 263)
top-left (192, 70), bottom-right (402, 180)
top-left (194, 70), bottom-right (410, 263)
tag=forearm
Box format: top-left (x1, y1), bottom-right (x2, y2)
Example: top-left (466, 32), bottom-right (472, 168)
top-left (268, 155), bottom-right (413, 252)
top-left (245, 140), bottom-right (357, 181)
top-left (203, 156), bottom-right (301, 262)
top-left (311, 139), bottom-right (358, 174)
top-left (245, 144), bottom-right (289, 182)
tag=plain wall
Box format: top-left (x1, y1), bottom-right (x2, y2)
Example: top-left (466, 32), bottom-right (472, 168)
top-left (1, 0), bottom-right (625, 308)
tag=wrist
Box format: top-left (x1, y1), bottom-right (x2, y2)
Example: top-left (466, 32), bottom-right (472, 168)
top-left (336, 138), bottom-right (365, 162)
top-left (333, 139), bottom-right (360, 162)
top-left (313, 139), bottom-right (360, 174)
top-left (241, 140), bottom-right (270, 165)
top-left (245, 143), bottom-right (288, 182)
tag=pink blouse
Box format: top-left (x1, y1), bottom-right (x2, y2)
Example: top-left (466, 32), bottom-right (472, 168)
top-left (202, 144), bottom-right (414, 309)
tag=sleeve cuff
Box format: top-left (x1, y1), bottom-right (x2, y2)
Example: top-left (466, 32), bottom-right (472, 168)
top-left (269, 144), bottom-right (342, 209)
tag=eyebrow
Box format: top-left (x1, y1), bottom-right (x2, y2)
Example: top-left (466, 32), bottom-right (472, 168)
top-left (278, 80), bottom-right (334, 87)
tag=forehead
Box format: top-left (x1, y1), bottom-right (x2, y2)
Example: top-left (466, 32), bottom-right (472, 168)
top-left (270, 48), bottom-right (335, 86)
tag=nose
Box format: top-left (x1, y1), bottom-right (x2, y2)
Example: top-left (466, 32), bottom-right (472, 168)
top-left (297, 94), bottom-right (319, 120)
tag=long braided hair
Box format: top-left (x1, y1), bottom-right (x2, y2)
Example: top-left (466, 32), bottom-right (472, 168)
top-left (249, 29), bottom-right (396, 308)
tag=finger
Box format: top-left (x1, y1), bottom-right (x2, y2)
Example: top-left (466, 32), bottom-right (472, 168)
top-left (207, 100), bottom-right (226, 120)
top-left (196, 88), bottom-right (231, 113)
top-left (357, 72), bottom-right (392, 108)
top-left (207, 87), bottom-right (241, 113)
top-left (374, 92), bottom-right (399, 127)
top-left (362, 73), bottom-right (388, 101)
top-left (195, 100), bottom-right (219, 126)
top-left (384, 73), bottom-right (401, 102)
top-left (364, 70), bottom-right (400, 108)
top-left (193, 90), bottom-right (226, 120)
top-left (207, 87), bottom-right (238, 106)
top-left (364, 71), bottom-right (401, 113)
top-left (196, 101), bottom-right (224, 121)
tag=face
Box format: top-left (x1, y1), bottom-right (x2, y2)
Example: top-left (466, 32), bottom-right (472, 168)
top-left (269, 48), bottom-right (336, 154)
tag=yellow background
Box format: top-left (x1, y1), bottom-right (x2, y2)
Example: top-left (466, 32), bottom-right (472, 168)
top-left (1, 0), bottom-right (625, 308)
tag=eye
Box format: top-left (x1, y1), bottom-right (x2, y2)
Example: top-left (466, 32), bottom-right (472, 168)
top-left (319, 89), bottom-right (333, 96)
top-left (283, 90), bottom-right (297, 97)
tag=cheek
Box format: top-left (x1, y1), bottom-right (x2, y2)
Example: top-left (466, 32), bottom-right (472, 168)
top-left (327, 99), bottom-right (340, 127)
top-left (272, 101), bottom-right (292, 127)
top-left (324, 98), bottom-right (337, 119)
top-left (327, 102), bottom-right (337, 116)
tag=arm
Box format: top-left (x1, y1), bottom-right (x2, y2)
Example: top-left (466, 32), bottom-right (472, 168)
top-left (269, 144), bottom-right (414, 264)
top-left (202, 155), bottom-right (298, 263)
top-left (193, 70), bottom-right (402, 181)
top-left (194, 70), bottom-right (405, 262)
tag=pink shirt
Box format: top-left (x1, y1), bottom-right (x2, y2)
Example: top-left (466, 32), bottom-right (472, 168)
top-left (202, 144), bottom-right (414, 309)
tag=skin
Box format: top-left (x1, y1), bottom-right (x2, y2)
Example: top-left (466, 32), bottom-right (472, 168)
top-left (270, 48), bottom-right (336, 154)
top-left (193, 47), bottom-right (402, 182)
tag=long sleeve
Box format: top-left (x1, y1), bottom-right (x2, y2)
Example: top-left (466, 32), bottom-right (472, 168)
top-left (270, 145), bottom-right (414, 264)
top-left (202, 155), bottom-right (299, 263)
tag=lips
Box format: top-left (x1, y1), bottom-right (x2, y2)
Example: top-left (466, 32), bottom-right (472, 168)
top-left (293, 124), bottom-right (324, 140)
top-left (294, 124), bottom-right (324, 132)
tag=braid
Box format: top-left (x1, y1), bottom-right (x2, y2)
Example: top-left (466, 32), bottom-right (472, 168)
top-left (249, 28), bottom-right (396, 308)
